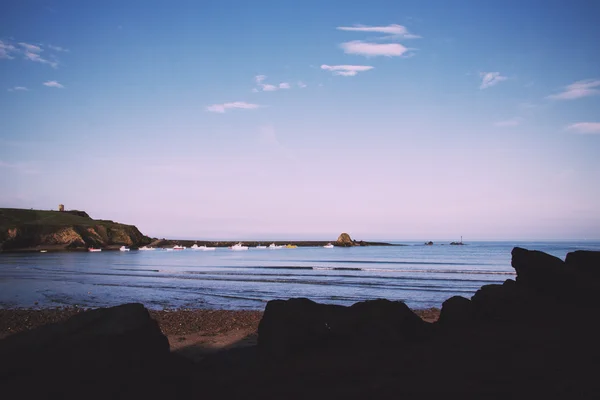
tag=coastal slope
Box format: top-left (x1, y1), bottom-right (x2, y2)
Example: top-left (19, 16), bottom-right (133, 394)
top-left (0, 208), bottom-right (151, 252)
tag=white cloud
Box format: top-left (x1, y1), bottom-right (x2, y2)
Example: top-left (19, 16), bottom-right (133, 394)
top-left (206, 101), bottom-right (260, 113)
top-left (279, 82), bottom-right (290, 89)
top-left (48, 44), bottom-right (69, 52)
top-left (19, 42), bottom-right (42, 52)
top-left (25, 51), bottom-right (58, 68)
top-left (340, 40), bottom-right (408, 57)
top-left (321, 64), bottom-right (374, 76)
top-left (43, 80), bottom-right (64, 88)
top-left (7, 86), bottom-right (29, 92)
top-left (566, 122), bottom-right (600, 134)
top-left (261, 84), bottom-right (278, 91)
top-left (255, 75), bottom-right (267, 83)
top-left (337, 24), bottom-right (421, 39)
top-left (494, 118), bottom-right (521, 127)
top-left (547, 79), bottom-right (600, 100)
top-left (0, 40), bottom-right (17, 59)
top-left (297, 81), bottom-right (307, 88)
top-left (480, 72), bottom-right (507, 89)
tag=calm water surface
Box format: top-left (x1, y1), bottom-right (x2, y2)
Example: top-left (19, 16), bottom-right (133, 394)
top-left (1, 241), bottom-right (598, 310)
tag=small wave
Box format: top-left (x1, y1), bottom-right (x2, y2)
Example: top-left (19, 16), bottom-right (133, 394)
top-left (115, 268), bottom-right (160, 272)
top-left (295, 259), bottom-right (487, 266)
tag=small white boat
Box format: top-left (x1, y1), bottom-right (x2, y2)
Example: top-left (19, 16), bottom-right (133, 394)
top-left (138, 246), bottom-right (156, 251)
top-left (255, 245), bottom-right (267, 249)
top-left (173, 245), bottom-right (185, 250)
top-left (230, 242), bottom-right (249, 251)
top-left (119, 246), bottom-right (130, 252)
top-left (191, 244), bottom-right (216, 251)
top-left (268, 243), bottom-right (283, 249)
top-left (40, 250), bottom-right (48, 253)
top-left (88, 248), bottom-right (102, 252)
top-left (323, 243), bottom-right (334, 249)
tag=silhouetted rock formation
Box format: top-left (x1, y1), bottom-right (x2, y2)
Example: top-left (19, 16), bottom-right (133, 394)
top-left (258, 298), bottom-right (431, 357)
top-left (0, 303), bottom-right (191, 399)
top-left (439, 247), bottom-right (600, 326)
top-left (3, 247), bottom-right (600, 399)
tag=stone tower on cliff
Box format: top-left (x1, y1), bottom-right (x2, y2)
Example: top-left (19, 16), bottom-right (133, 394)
top-left (58, 204), bottom-right (64, 212)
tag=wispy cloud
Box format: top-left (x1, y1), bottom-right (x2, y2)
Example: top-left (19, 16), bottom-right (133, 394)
top-left (0, 40), bottom-right (16, 59)
top-left (566, 122), bottom-right (600, 134)
top-left (480, 72), bottom-right (507, 89)
top-left (206, 101), bottom-right (260, 113)
top-left (278, 82), bottom-right (290, 89)
top-left (19, 42), bottom-right (42, 53)
top-left (297, 81), bottom-right (307, 88)
top-left (25, 51), bottom-right (58, 68)
top-left (337, 24), bottom-right (421, 39)
top-left (0, 39), bottom-right (66, 67)
top-left (547, 79), bottom-right (600, 100)
top-left (261, 84), bottom-right (278, 92)
top-left (7, 86), bottom-right (29, 92)
top-left (48, 44), bottom-right (69, 52)
top-left (43, 80), bottom-right (64, 88)
top-left (494, 117), bottom-right (521, 127)
top-left (321, 64), bottom-right (374, 76)
top-left (255, 75), bottom-right (266, 84)
top-left (340, 41), bottom-right (408, 57)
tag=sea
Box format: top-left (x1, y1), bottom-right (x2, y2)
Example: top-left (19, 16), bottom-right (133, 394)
top-left (1, 241), bottom-right (599, 310)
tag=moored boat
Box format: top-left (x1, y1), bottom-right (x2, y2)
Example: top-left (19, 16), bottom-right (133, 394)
top-left (255, 244), bottom-right (267, 249)
top-left (119, 246), bottom-right (130, 252)
top-left (88, 248), bottom-right (102, 252)
top-left (285, 244), bottom-right (298, 249)
top-left (173, 245), bottom-right (185, 250)
top-left (323, 243), bottom-right (334, 249)
top-left (229, 242), bottom-right (248, 251)
top-left (191, 244), bottom-right (216, 251)
top-left (268, 243), bottom-right (282, 249)
top-left (138, 246), bottom-right (156, 251)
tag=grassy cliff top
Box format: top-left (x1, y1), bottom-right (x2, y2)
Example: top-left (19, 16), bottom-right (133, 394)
top-left (0, 208), bottom-right (127, 229)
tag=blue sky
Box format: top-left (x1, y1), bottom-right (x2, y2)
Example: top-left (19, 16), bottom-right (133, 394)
top-left (1, 0), bottom-right (599, 241)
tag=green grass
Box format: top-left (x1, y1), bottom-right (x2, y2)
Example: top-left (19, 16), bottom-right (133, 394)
top-left (0, 208), bottom-right (126, 229)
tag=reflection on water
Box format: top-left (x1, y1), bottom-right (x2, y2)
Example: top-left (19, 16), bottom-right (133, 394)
top-left (1, 241), bottom-right (598, 310)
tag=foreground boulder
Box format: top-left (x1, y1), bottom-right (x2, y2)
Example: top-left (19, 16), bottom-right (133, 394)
top-left (438, 248), bottom-right (600, 327)
top-left (258, 298), bottom-right (431, 357)
top-left (437, 296), bottom-right (473, 326)
top-left (511, 247), bottom-right (573, 295)
top-left (0, 303), bottom-right (179, 398)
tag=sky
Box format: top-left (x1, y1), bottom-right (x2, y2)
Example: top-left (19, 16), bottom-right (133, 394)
top-left (1, 0), bottom-right (599, 241)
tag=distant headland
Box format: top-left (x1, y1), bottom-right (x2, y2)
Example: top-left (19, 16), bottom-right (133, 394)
top-left (0, 207), bottom-right (395, 252)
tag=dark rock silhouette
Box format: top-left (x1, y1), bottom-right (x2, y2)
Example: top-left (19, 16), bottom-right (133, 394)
top-left (437, 296), bottom-right (473, 326)
top-left (0, 303), bottom-right (191, 399)
top-left (258, 298), bottom-right (431, 357)
top-left (2, 247), bottom-right (600, 399)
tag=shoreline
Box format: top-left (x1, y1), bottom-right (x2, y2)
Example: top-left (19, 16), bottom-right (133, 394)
top-left (0, 240), bottom-right (402, 253)
top-left (0, 306), bottom-right (440, 342)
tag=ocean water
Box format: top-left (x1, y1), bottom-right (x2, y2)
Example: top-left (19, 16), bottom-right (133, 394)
top-left (0, 241), bottom-right (598, 310)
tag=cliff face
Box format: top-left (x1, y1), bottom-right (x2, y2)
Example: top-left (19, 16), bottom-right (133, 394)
top-left (0, 208), bottom-right (151, 251)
